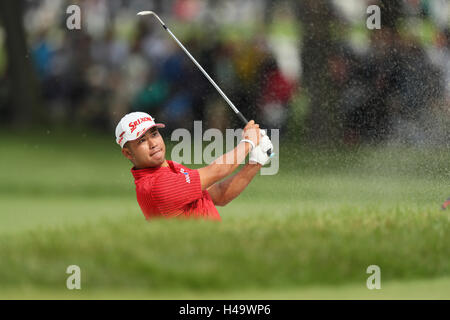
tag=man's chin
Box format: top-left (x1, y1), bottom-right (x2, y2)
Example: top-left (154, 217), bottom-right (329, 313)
top-left (151, 155), bottom-right (166, 167)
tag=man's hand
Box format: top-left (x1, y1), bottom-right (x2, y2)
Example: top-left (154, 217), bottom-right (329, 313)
top-left (242, 120), bottom-right (260, 148)
top-left (249, 135), bottom-right (274, 166)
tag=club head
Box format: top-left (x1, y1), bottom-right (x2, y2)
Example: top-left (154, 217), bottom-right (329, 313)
top-left (137, 11), bottom-right (166, 27)
top-left (137, 11), bottom-right (154, 16)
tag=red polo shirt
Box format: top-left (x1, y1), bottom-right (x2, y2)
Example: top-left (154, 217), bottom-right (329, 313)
top-left (131, 161), bottom-right (221, 221)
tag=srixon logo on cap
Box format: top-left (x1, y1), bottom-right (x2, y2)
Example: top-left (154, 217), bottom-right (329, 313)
top-left (129, 117), bottom-right (153, 133)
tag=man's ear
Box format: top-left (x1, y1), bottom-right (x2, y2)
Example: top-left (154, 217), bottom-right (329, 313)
top-left (121, 147), bottom-right (133, 161)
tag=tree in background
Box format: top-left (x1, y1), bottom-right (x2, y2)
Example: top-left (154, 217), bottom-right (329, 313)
top-left (294, 0), bottom-right (342, 144)
top-left (0, 0), bottom-right (42, 126)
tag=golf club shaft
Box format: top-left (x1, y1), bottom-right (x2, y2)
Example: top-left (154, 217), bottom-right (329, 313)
top-left (139, 11), bottom-right (274, 157)
top-left (147, 12), bottom-right (248, 125)
top-left (167, 29), bottom-right (250, 125)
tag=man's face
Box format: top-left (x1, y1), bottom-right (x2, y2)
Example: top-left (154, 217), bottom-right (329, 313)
top-left (122, 127), bottom-right (166, 169)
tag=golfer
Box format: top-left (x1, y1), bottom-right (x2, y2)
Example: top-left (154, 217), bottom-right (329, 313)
top-left (115, 112), bottom-right (273, 221)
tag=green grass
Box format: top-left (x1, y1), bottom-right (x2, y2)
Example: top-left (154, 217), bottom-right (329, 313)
top-left (2, 277), bottom-right (450, 300)
top-left (0, 129), bottom-right (449, 299)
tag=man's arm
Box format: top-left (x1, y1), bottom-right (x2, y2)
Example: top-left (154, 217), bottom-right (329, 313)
top-left (208, 134), bottom-right (274, 207)
top-left (198, 120), bottom-right (260, 190)
top-left (207, 163), bottom-right (262, 207)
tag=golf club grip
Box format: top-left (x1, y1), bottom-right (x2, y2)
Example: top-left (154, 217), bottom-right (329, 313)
top-left (237, 112), bottom-right (248, 125)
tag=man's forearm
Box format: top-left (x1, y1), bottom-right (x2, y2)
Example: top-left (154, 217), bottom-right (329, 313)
top-left (213, 163), bottom-right (261, 206)
top-left (215, 140), bottom-right (251, 170)
top-left (199, 141), bottom-right (252, 190)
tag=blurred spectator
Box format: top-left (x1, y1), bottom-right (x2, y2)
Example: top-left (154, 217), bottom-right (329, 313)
top-left (257, 53), bottom-right (296, 129)
top-left (427, 28), bottom-right (450, 101)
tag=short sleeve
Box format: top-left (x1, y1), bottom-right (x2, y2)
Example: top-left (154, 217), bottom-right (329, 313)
top-left (151, 169), bottom-right (203, 212)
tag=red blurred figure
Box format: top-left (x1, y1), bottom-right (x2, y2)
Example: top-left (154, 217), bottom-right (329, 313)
top-left (259, 55), bottom-right (296, 128)
top-left (173, 0), bottom-right (201, 22)
top-left (442, 198), bottom-right (450, 210)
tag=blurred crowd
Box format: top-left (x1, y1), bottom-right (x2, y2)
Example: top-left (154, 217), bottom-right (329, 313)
top-left (0, 0), bottom-right (449, 144)
top-left (18, 0), bottom-right (298, 132)
top-left (330, 0), bottom-right (450, 144)
top-left (330, 25), bottom-right (449, 144)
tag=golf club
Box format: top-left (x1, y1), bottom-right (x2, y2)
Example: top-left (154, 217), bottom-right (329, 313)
top-left (137, 11), bottom-right (274, 158)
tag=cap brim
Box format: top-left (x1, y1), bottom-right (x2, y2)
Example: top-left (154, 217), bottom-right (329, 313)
top-left (120, 123), bottom-right (166, 148)
top-left (135, 123), bottom-right (166, 139)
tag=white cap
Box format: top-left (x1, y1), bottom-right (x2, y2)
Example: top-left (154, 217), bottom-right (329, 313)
top-left (115, 112), bottom-right (165, 148)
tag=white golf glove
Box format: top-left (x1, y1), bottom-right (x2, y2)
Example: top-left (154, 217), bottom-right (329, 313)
top-left (249, 134), bottom-right (274, 166)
